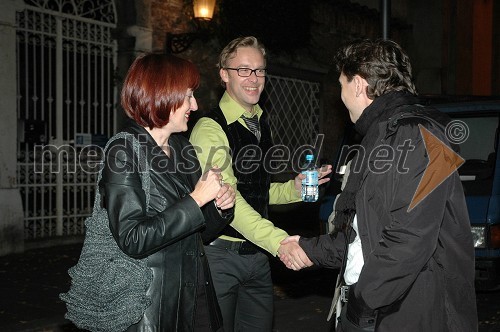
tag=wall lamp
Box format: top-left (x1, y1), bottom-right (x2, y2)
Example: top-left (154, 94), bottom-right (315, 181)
top-left (166, 0), bottom-right (216, 54)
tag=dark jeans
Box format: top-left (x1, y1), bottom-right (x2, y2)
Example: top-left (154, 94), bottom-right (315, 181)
top-left (204, 245), bottom-right (273, 332)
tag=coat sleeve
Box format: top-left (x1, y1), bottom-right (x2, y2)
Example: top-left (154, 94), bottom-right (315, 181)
top-left (299, 232), bottom-right (347, 269)
top-left (200, 202), bottom-right (234, 244)
top-left (100, 138), bottom-right (205, 259)
top-left (354, 122), bottom-right (453, 310)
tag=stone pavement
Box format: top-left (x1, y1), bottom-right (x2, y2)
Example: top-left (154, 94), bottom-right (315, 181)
top-left (0, 242), bottom-right (337, 332)
top-left (1, 202), bottom-right (498, 331)
top-left (0, 203), bottom-right (338, 332)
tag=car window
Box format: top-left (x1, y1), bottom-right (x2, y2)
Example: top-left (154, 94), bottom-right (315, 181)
top-left (451, 114), bottom-right (499, 196)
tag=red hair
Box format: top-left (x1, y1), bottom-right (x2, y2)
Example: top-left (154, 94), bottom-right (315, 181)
top-left (121, 53), bottom-right (200, 128)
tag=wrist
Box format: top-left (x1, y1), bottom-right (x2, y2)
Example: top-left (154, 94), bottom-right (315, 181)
top-left (189, 193), bottom-right (204, 207)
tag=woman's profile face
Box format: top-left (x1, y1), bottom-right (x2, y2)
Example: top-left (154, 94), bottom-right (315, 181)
top-left (166, 89), bottom-right (198, 133)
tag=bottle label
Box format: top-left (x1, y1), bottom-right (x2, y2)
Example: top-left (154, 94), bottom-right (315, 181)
top-left (303, 170), bottom-right (318, 185)
top-left (301, 170), bottom-right (318, 202)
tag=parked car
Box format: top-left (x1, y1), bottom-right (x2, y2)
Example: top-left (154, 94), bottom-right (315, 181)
top-left (319, 99), bottom-right (500, 290)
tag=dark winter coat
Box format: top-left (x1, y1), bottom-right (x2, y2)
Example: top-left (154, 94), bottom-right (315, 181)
top-left (300, 94), bottom-right (478, 331)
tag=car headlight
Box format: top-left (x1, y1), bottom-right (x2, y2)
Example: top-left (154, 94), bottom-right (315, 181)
top-left (471, 226), bottom-right (485, 248)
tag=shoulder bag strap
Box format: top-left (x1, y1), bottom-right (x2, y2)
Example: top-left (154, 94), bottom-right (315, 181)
top-left (92, 132), bottom-right (151, 215)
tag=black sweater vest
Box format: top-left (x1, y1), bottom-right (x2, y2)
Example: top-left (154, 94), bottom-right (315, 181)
top-left (205, 107), bottom-right (273, 239)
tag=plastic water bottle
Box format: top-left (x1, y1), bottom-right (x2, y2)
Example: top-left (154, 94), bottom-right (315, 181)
top-left (301, 154), bottom-right (318, 202)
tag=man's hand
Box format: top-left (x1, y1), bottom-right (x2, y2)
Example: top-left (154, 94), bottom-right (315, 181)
top-left (294, 164), bottom-right (333, 192)
top-left (278, 235), bottom-right (313, 271)
top-left (214, 183), bottom-right (236, 210)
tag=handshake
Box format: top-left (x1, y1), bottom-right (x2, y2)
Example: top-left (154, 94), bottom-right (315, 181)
top-left (277, 235), bottom-right (313, 271)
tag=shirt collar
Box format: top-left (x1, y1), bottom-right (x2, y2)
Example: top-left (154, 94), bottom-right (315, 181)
top-left (219, 91), bottom-right (263, 124)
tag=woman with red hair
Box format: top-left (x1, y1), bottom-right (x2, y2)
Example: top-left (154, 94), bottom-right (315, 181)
top-left (102, 53), bottom-right (235, 331)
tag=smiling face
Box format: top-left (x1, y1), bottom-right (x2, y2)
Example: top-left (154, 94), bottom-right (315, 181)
top-left (220, 46), bottom-right (265, 113)
top-left (166, 89), bottom-right (198, 134)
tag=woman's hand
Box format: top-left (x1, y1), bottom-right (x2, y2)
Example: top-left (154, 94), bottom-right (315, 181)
top-left (214, 183), bottom-right (235, 210)
top-left (190, 166), bottom-right (224, 207)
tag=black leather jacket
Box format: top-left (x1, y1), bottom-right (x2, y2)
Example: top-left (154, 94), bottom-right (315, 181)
top-left (100, 122), bottom-right (233, 331)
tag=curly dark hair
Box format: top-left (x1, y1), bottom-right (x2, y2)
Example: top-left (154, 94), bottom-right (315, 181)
top-left (334, 39), bottom-right (417, 99)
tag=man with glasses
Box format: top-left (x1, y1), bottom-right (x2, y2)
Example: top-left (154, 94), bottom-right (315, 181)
top-left (190, 36), bottom-right (331, 331)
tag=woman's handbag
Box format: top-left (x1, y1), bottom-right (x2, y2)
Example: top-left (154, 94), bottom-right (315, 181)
top-left (60, 133), bottom-right (153, 332)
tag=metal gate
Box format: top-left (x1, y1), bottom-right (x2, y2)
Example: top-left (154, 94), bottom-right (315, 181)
top-left (16, 0), bottom-right (117, 240)
top-left (263, 75), bottom-right (321, 167)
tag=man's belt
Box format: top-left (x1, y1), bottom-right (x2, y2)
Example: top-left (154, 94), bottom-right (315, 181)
top-left (209, 238), bottom-right (260, 255)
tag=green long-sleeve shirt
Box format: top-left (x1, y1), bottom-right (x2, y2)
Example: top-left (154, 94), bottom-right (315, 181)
top-left (189, 92), bottom-right (301, 256)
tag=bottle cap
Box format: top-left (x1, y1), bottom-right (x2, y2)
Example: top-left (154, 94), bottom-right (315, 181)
top-left (305, 154), bottom-right (314, 161)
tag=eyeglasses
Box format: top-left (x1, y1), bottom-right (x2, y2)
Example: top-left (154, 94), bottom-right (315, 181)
top-left (224, 67), bottom-right (267, 77)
